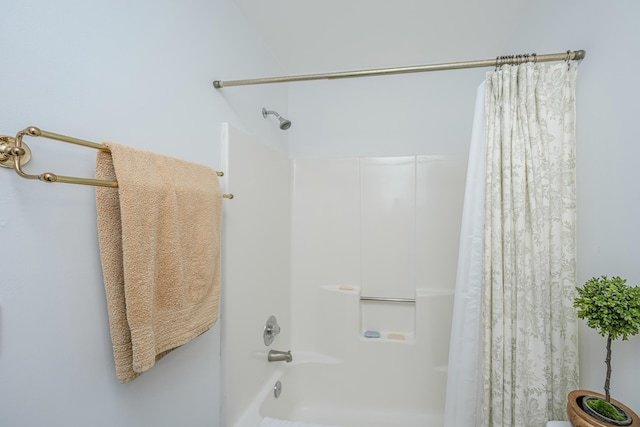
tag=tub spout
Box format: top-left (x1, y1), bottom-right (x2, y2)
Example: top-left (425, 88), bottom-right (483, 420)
top-left (268, 349), bottom-right (292, 363)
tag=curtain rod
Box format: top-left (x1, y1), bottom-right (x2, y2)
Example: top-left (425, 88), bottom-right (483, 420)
top-left (213, 49), bottom-right (585, 89)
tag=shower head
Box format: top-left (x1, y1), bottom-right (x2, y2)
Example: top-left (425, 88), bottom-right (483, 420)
top-left (262, 108), bottom-right (292, 130)
top-left (278, 117), bottom-right (292, 130)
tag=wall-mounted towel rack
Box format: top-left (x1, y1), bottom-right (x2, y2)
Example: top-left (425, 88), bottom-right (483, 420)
top-left (0, 126), bottom-right (234, 199)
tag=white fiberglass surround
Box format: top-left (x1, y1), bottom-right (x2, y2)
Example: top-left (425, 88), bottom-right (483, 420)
top-left (221, 124), bottom-right (293, 427)
top-left (223, 124), bottom-right (467, 427)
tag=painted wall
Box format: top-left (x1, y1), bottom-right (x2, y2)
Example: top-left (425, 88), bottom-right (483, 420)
top-left (289, 0), bottom-right (640, 414)
top-left (0, 1), bottom-right (288, 426)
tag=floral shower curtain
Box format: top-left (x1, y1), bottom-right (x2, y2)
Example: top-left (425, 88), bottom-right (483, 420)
top-left (446, 62), bottom-right (580, 427)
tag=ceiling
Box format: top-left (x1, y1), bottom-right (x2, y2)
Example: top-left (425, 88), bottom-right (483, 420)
top-left (233, 0), bottom-right (532, 75)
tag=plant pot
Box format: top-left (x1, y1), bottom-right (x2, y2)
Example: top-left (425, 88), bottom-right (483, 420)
top-left (567, 390), bottom-right (640, 427)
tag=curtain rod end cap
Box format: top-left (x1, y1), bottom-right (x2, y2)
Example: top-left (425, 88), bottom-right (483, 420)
top-left (573, 50), bottom-right (586, 61)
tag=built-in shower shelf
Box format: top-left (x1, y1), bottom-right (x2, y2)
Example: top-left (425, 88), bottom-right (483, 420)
top-left (360, 331), bottom-right (416, 343)
top-left (360, 298), bottom-right (415, 339)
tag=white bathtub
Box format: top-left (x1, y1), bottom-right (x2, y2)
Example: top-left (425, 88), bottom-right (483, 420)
top-left (229, 288), bottom-right (452, 427)
top-left (232, 351), bottom-right (446, 427)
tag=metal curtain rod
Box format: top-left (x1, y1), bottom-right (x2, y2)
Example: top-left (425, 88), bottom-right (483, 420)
top-left (213, 49), bottom-right (586, 88)
top-left (0, 126), bottom-right (234, 199)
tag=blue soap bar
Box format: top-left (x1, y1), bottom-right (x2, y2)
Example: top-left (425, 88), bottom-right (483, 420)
top-left (364, 330), bottom-right (380, 338)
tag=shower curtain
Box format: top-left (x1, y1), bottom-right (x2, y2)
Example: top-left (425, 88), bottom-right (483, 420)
top-left (445, 62), bottom-right (579, 427)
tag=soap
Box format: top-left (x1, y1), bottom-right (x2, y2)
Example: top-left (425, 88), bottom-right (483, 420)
top-left (339, 285), bottom-right (354, 291)
top-left (364, 330), bottom-right (381, 338)
top-left (387, 333), bottom-right (405, 340)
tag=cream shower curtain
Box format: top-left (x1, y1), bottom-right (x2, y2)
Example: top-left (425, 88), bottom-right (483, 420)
top-left (446, 62), bottom-right (580, 427)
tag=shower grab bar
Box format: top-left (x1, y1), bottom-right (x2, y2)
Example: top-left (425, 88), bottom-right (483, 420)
top-left (360, 296), bottom-right (415, 303)
top-left (0, 126), bottom-right (234, 198)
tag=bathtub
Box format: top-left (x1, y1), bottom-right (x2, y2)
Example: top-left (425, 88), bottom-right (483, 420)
top-left (232, 350), bottom-right (446, 427)
top-left (229, 287), bottom-right (452, 427)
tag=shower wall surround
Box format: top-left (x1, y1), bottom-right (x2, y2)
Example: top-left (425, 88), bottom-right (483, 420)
top-left (222, 130), bottom-right (468, 425)
top-left (221, 124), bottom-right (292, 427)
top-left (291, 155), bottom-right (467, 350)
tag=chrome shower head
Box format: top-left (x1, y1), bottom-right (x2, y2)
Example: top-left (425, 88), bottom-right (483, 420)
top-left (278, 117), bottom-right (292, 130)
top-left (262, 108), bottom-right (292, 130)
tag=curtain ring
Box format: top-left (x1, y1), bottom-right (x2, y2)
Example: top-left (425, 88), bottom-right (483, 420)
top-left (532, 53), bottom-right (538, 64)
top-left (496, 55), bottom-right (506, 70)
top-left (565, 50), bottom-right (571, 63)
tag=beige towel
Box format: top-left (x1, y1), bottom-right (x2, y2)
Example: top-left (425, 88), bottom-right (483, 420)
top-left (95, 142), bottom-right (222, 383)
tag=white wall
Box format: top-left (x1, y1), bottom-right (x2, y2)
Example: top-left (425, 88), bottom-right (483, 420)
top-left (0, 1), bottom-right (287, 426)
top-left (289, 0), bottom-right (640, 414)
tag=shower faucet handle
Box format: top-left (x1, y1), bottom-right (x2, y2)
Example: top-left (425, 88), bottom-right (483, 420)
top-left (263, 315), bottom-right (281, 346)
top-left (267, 323), bottom-right (281, 335)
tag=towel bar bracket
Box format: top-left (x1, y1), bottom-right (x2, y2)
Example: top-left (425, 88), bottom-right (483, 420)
top-left (0, 136), bottom-right (31, 169)
top-left (7, 126), bottom-right (119, 187)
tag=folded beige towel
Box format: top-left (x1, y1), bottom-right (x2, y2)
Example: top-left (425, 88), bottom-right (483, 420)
top-left (95, 142), bottom-right (222, 383)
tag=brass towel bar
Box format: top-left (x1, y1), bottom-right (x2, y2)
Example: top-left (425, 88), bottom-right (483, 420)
top-left (0, 127), bottom-right (234, 199)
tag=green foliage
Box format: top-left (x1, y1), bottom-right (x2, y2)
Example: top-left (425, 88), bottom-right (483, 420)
top-left (586, 398), bottom-right (627, 421)
top-left (574, 276), bottom-right (640, 341)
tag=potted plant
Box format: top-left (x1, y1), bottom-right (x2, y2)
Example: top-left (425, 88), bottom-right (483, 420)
top-left (569, 276), bottom-right (640, 426)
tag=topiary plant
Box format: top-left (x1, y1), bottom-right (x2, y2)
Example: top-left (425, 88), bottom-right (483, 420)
top-left (574, 276), bottom-right (640, 408)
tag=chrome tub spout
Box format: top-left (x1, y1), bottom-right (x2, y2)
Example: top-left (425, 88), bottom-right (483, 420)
top-left (268, 349), bottom-right (292, 363)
